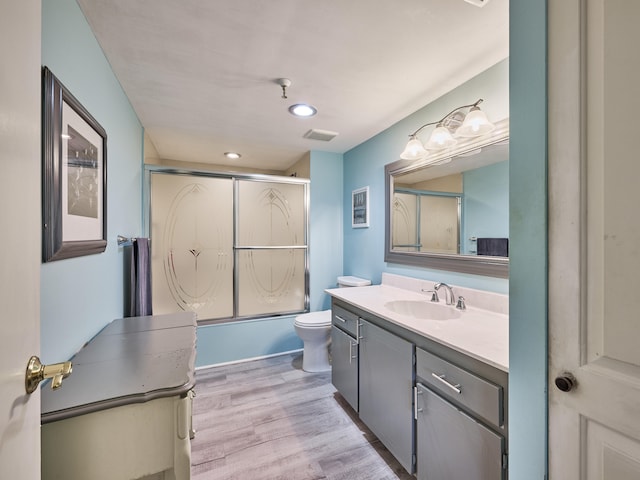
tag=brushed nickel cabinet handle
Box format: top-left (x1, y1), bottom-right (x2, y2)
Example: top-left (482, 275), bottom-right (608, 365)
top-left (431, 372), bottom-right (462, 394)
top-left (414, 384), bottom-right (425, 419)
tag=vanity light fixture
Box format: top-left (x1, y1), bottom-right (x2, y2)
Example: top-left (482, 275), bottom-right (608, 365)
top-left (224, 152), bottom-right (241, 160)
top-left (400, 99), bottom-right (495, 161)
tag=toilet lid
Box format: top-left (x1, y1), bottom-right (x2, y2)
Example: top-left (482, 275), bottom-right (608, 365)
top-left (337, 276), bottom-right (371, 287)
top-left (294, 310), bottom-right (331, 327)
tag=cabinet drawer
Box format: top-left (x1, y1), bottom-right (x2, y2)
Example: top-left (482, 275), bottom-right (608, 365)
top-left (415, 384), bottom-right (505, 480)
top-left (332, 304), bottom-right (359, 337)
top-left (416, 348), bottom-right (503, 428)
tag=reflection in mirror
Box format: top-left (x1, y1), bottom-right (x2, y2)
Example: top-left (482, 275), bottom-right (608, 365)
top-left (385, 119), bottom-right (509, 278)
top-left (392, 142), bottom-right (509, 256)
top-left (392, 189), bottom-right (461, 254)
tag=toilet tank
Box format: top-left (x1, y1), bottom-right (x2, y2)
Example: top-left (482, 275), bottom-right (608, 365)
top-left (337, 276), bottom-right (371, 288)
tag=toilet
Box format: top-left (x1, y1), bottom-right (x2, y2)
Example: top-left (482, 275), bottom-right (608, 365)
top-left (294, 276), bottom-right (371, 372)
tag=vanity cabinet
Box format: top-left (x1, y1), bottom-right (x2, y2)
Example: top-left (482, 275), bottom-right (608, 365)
top-left (331, 304), bottom-right (361, 411)
top-left (359, 319), bottom-right (415, 474)
top-left (415, 348), bottom-right (506, 479)
top-left (331, 303), bottom-right (414, 473)
top-left (330, 297), bottom-right (509, 479)
top-left (331, 326), bottom-right (359, 410)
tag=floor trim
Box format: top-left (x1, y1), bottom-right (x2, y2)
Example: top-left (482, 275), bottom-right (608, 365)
top-left (195, 348), bottom-right (303, 370)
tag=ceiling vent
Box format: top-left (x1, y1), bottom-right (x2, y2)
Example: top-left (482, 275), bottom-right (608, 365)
top-left (303, 129), bottom-right (339, 142)
top-left (464, 0), bottom-right (491, 7)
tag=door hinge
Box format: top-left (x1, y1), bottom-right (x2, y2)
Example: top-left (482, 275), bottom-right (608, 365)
top-left (502, 453), bottom-right (508, 470)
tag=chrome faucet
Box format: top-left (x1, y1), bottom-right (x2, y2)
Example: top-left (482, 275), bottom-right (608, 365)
top-left (434, 282), bottom-right (455, 306)
top-left (421, 288), bottom-right (439, 302)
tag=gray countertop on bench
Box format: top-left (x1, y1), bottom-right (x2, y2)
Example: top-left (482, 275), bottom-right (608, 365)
top-left (41, 312), bottom-right (197, 424)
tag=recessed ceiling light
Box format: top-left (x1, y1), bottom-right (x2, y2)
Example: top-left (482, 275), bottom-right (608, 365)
top-left (224, 152), bottom-right (241, 159)
top-left (288, 104), bottom-right (317, 118)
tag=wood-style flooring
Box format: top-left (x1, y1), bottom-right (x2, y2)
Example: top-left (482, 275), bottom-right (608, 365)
top-left (191, 352), bottom-right (414, 480)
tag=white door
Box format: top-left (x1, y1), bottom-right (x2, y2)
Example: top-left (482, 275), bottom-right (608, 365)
top-left (548, 1), bottom-right (640, 478)
top-left (0, 2), bottom-right (42, 479)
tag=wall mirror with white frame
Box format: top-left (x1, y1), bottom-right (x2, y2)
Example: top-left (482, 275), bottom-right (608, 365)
top-left (385, 118), bottom-right (509, 278)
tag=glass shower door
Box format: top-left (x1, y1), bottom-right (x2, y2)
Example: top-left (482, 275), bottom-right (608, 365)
top-left (150, 173), bottom-right (234, 320)
top-left (236, 179), bottom-right (307, 317)
top-left (149, 172), bottom-right (308, 322)
top-left (392, 192), bottom-right (419, 252)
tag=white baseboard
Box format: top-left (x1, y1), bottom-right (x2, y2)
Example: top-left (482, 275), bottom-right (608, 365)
top-left (195, 348), bottom-right (303, 371)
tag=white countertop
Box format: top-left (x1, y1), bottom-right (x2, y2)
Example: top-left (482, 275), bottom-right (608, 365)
top-left (326, 284), bottom-right (508, 372)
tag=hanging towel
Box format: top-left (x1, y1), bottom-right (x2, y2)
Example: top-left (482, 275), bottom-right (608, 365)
top-left (129, 237), bottom-right (152, 316)
top-left (477, 238), bottom-right (509, 257)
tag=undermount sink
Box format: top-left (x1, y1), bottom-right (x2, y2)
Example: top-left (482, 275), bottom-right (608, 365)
top-left (384, 300), bottom-right (462, 321)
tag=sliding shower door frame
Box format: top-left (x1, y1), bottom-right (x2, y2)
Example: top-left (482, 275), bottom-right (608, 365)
top-left (393, 187), bottom-right (463, 255)
top-left (145, 166), bottom-right (310, 324)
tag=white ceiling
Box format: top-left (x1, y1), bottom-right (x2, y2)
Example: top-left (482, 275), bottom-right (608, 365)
top-left (77, 0), bottom-right (509, 172)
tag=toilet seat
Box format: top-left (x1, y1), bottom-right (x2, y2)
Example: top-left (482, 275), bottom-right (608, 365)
top-left (294, 310), bottom-right (331, 328)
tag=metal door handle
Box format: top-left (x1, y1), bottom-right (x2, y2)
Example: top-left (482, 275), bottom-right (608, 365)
top-left (413, 385), bottom-right (424, 419)
top-left (554, 372), bottom-right (576, 392)
top-left (349, 341), bottom-right (358, 364)
top-left (25, 355), bottom-right (72, 394)
top-left (431, 372), bottom-right (462, 394)
top-left (335, 314), bottom-right (347, 323)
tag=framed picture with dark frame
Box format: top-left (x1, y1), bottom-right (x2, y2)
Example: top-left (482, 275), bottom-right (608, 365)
top-left (352, 186), bottom-right (370, 228)
top-left (42, 67), bottom-right (107, 262)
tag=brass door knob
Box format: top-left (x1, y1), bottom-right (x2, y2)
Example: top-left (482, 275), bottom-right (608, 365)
top-left (25, 355), bottom-right (72, 394)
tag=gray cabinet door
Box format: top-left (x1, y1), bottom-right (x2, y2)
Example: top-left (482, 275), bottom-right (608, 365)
top-left (359, 320), bottom-right (414, 474)
top-left (416, 383), bottom-right (505, 480)
top-left (331, 325), bottom-right (358, 411)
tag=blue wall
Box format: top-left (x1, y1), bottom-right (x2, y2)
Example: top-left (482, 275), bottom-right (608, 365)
top-left (195, 315), bottom-right (301, 367)
top-left (40, 0), bottom-right (143, 363)
top-left (509, 0), bottom-right (548, 477)
top-left (309, 151), bottom-right (345, 310)
top-left (463, 160), bottom-right (509, 254)
top-left (343, 58), bottom-right (509, 294)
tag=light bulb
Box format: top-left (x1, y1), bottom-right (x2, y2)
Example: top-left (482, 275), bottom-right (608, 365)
top-left (457, 108), bottom-right (495, 137)
top-left (400, 137), bottom-right (428, 160)
top-left (404, 139), bottom-right (421, 155)
top-left (288, 104), bottom-right (317, 117)
top-left (425, 126), bottom-right (457, 150)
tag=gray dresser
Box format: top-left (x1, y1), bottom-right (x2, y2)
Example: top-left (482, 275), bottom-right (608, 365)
top-left (41, 312), bottom-right (197, 480)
